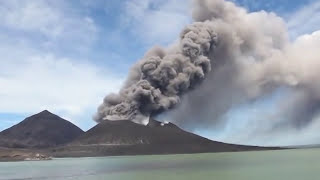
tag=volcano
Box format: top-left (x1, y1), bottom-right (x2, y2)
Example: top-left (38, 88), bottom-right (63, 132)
top-left (0, 111), bottom-right (275, 158)
top-left (54, 118), bottom-right (271, 157)
top-left (0, 110), bottom-right (84, 148)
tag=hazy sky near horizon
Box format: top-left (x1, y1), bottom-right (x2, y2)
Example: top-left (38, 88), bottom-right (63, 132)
top-left (0, 0), bottom-right (319, 145)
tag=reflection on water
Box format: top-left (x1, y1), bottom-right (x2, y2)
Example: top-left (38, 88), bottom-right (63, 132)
top-left (0, 148), bottom-right (319, 180)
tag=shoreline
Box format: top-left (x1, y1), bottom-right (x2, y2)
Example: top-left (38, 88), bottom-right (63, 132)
top-left (0, 145), bottom-right (283, 162)
top-left (0, 147), bottom-right (52, 162)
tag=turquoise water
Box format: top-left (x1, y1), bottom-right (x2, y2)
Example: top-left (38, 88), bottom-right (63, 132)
top-left (0, 149), bottom-right (319, 180)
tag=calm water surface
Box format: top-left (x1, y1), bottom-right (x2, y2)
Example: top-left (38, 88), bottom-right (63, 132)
top-left (0, 149), bottom-right (319, 180)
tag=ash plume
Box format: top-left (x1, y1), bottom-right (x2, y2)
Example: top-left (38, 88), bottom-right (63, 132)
top-left (95, 22), bottom-right (217, 124)
top-left (164, 0), bottom-right (320, 145)
top-left (96, 0), bottom-right (320, 145)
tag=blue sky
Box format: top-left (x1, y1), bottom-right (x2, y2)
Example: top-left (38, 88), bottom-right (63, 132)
top-left (232, 0), bottom-right (314, 13)
top-left (0, 0), bottom-right (320, 133)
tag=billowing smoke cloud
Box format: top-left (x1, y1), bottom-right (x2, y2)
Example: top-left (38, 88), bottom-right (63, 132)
top-left (96, 0), bottom-right (320, 145)
top-left (163, 0), bottom-right (320, 145)
top-left (94, 22), bottom-right (218, 124)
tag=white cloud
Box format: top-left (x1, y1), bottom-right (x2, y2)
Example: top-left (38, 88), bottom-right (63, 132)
top-left (0, 0), bottom-right (123, 130)
top-left (287, 0), bottom-right (320, 39)
top-left (122, 0), bottom-right (191, 45)
top-left (0, 0), bottom-right (62, 37)
top-left (0, 52), bottom-right (123, 117)
top-left (0, 0), bottom-right (98, 48)
top-left (0, 49), bottom-right (124, 131)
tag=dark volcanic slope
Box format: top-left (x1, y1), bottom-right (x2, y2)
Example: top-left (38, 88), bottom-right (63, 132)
top-left (65, 119), bottom-right (268, 156)
top-left (0, 110), bottom-right (84, 148)
top-left (73, 119), bottom-right (214, 145)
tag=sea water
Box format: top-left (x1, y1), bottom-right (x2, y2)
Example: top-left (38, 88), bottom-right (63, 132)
top-left (0, 148), bottom-right (319, 180)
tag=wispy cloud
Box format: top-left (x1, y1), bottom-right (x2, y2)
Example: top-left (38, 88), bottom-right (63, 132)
top-left (121, 0), bottom-right (191, 45)
top-left (0, 0), bottom-right (97, 38)
top-left (287, 0), bottom-right (320, 39)
top-left (0, 0), bottom-right (99, 56)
